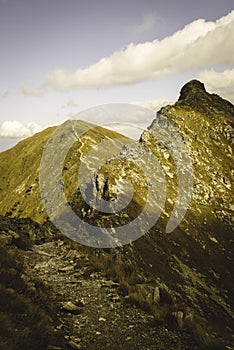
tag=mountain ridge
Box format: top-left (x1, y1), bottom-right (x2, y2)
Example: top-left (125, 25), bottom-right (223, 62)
top-left (0, 80), bottom-right (233, 349)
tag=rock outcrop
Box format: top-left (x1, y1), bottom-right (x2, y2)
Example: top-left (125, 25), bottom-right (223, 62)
top-left (88, 80), bottom-right (234, 347)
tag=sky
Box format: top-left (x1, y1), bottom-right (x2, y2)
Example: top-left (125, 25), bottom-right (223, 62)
top-left (0, 0), bottom-right (234, 151)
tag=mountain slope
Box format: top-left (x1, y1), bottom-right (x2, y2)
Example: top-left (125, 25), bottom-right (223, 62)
top-left (81, 80), bottom-right (234, 347)
top-left (0, 80), bottom-right (233, 349)
top-left (0, 120), bottom-right (128, 223)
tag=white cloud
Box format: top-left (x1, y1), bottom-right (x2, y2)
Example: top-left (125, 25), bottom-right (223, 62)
top-left (71, 103), bottom-right (158, 141)
top-left (57, 99), bottom-right (80, 119)
top-left (61, 99), bottom-right (79, 110)
top-left (45, 11), bottom-right (234, 90)
top-left (197, 68), bottom-right (234, 103)
top-left (103, 123), bottom-right (144, 140)
top-left (130, 98), bottom-right (174, 112)
top-left (133, 13), bottom-right (161, 33)
top-left (21, 84), bottom-right (45, 96)
top-left (1, 89), bottom-right (9, 99)
top-left (0, 121), bottom-right (41, 138)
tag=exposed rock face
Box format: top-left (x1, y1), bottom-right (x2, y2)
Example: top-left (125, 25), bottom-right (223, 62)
top-left (91, 80), bottom-right (234, 345)
top-left (94, 79), bottom-right (233, 231)
top-left (144, 80), bottom-right (233, 228)
top-left (0, 80), bottom-right (233, 348)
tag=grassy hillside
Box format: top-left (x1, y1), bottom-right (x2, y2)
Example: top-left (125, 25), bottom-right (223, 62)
top-left (0, 121), bottom-right (128, 223)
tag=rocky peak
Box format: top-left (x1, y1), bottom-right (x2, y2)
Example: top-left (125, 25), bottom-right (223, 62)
top-left (178, 79), bottom-right (234, 117)
top-left (178, 79), bottom-right (206, 101)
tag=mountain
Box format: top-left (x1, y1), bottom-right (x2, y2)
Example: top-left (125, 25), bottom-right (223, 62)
top-left (86, 80), bottom-right (233, 347)
top-left (0, 121), bottom-right (128, 223)
top-left (0, 80), bottom-right (233, 349)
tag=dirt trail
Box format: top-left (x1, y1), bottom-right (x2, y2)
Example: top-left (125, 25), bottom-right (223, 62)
top-left (24, 240), bottom-right (198, 350)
